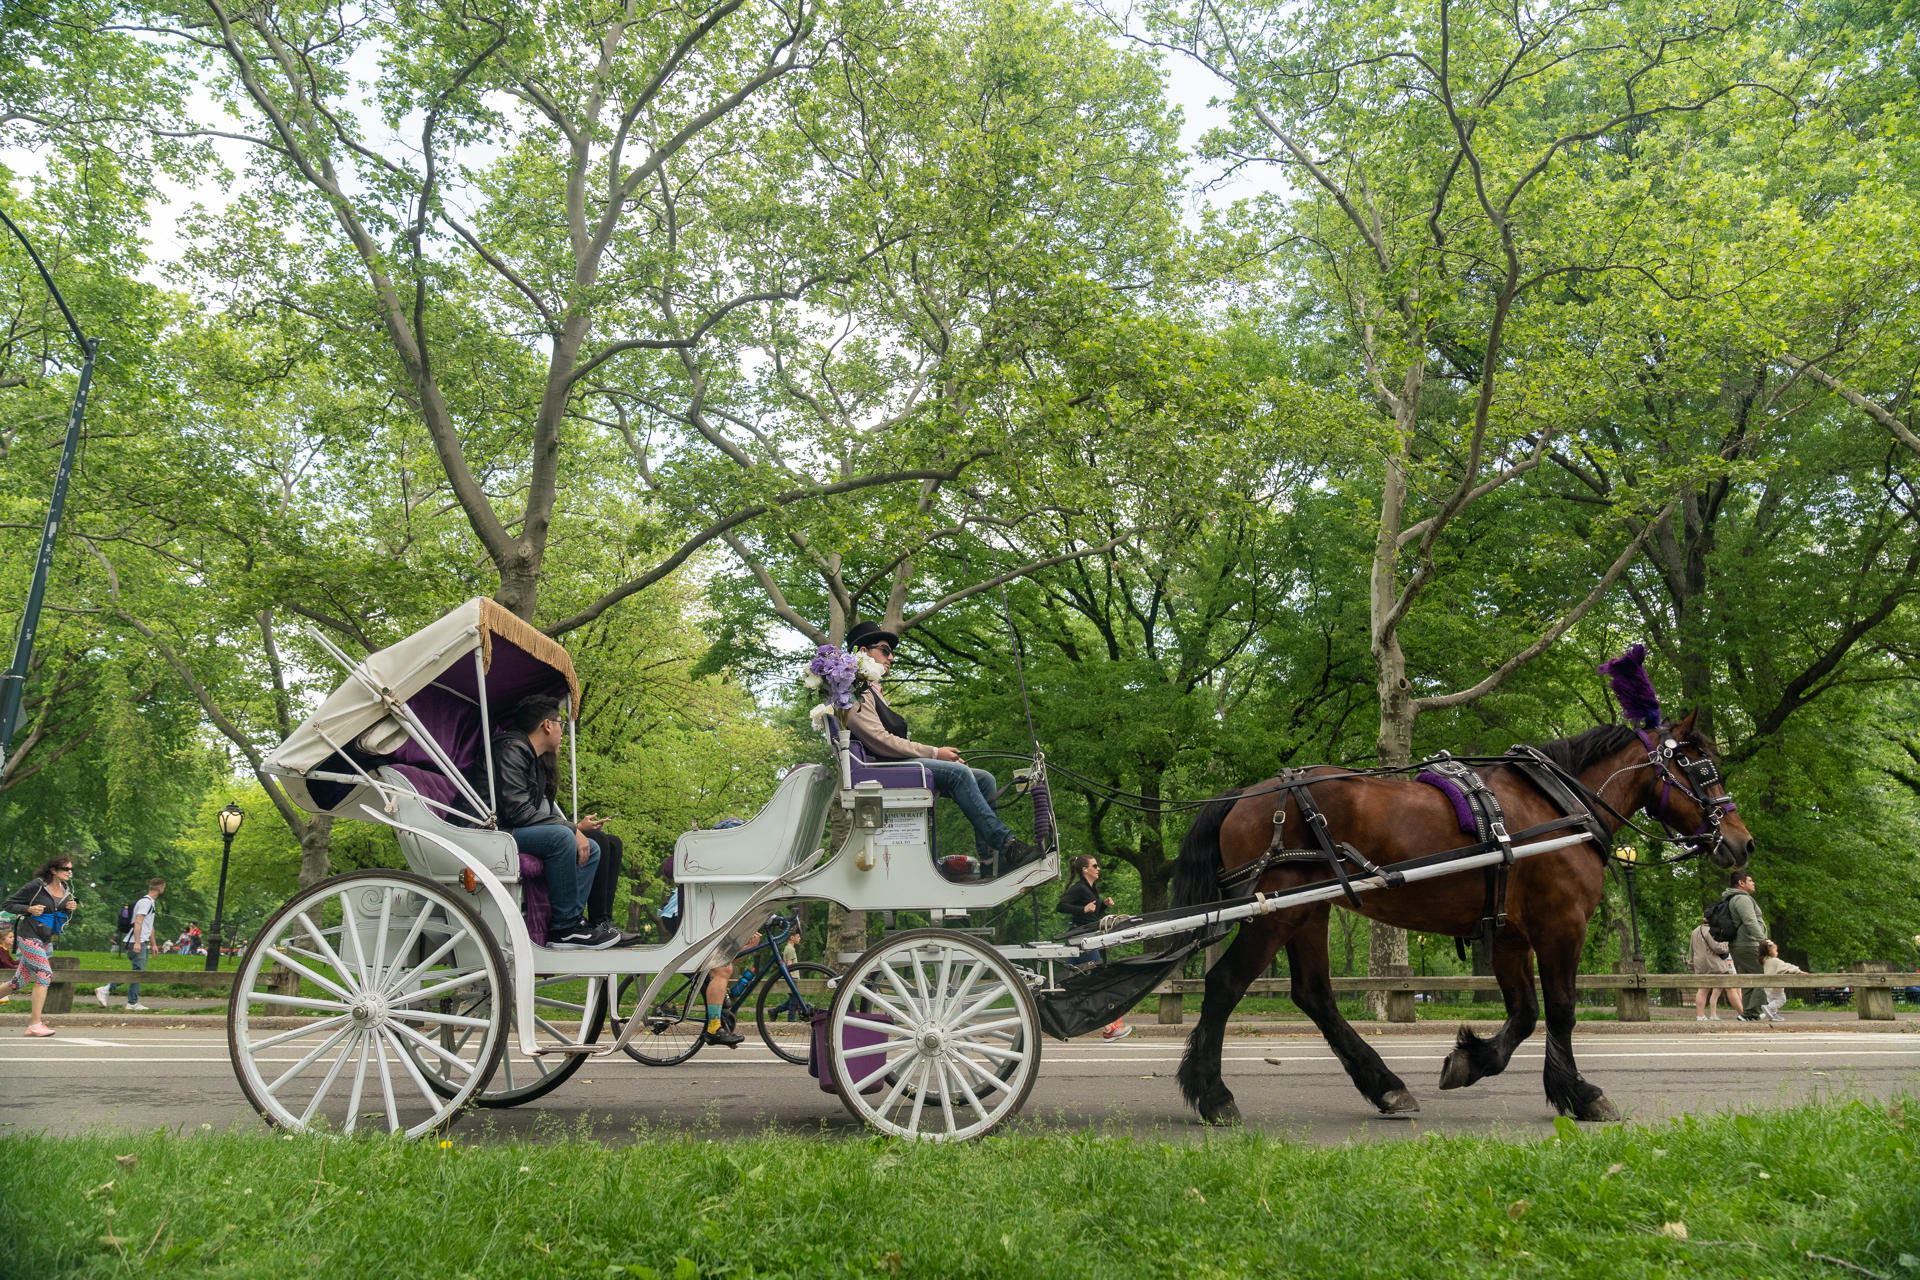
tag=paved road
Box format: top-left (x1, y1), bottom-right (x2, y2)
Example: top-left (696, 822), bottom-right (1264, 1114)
top-left (4, 1027), bottom-right (1915, 1144)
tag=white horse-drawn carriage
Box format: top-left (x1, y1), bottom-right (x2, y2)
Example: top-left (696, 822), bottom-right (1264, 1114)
top-left (235, 600), bottom-right (1069, 1141)
top-left (231, 600), bottom-right (1606, 1141)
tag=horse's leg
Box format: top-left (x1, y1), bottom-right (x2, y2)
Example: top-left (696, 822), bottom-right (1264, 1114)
top-left (1285, 909), bottom-right (1417, 1114)
top-left (1439, 929), bottom-right (1539, 1090)
top-left (1177, 918), bottom-right (1284, 1126)
top-left (1535, 928), bottom-right (1620, 1121)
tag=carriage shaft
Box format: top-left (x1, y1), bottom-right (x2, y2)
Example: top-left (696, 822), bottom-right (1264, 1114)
top-left (1081, 833), bottom-right (1594, 951)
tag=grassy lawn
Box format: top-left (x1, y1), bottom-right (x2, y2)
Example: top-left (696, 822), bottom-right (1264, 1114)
top-left (7, 1096), bottom-right (1914, 1279)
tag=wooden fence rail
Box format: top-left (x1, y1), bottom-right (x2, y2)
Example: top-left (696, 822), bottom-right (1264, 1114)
top-left (37, 957), bottom-right (1912, 1024)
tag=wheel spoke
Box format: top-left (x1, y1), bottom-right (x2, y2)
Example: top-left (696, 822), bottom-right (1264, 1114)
top-left (296, 1029), bottom-right (358, 1128)
top-left (249, 990), bottom-right (353, 1014)
top-left (850, 982), bottom-right (915, 1028)
top-left (294, 912), bottom-right (362, 996)
top-left (375, 1029), bottom-right (401, 1132)
top-left (952, 1014), bottom-right (1025, 1039)
top-left (878, 958), bottom-right (923, 1019)
top-left (848, 1046), bottom-right (920, 1094)
top-left (936, 958), bottom-right (984, 1023)
top-left (370, 885), bottom-right (395, 987)
top-left (381, 1024), bottom-right (449, 1118)
top-left (386, 1005), bottom-right (495, 1032)
top-left (338, 890), bottom-right (373, 991)
top-left (950, 981), bottom-right (1011, 1028)
top-left (249, 1015), bottom-right (351, 1052)
top-left (260, 947), bottom-right (355, 1002)
top-left (842, 1014), bottom-right (915, 1042)
top-left (949, 1053), bottom-right (989, 1122)
top-left (905, 1058), bottom-right (930, 1135)
top-left (910, 947), bottom-right (932, 1008)
top-left (402, 968), bottom-right (494, 1006)
top-left (872, 1052), bottom-right (920, 1117)
top-left (952, 1051), bottom-right (1015, 1097)
top-left (265, 1020), bottom-right (359, 1098)
top-left (386, 1019), bottom-right (480, 1077)
top-left (961, 1041), bottom-right (1026, 1065)
top-left (343, 1034), bottom-right (373, 1135)
top-left (935, 1058), bottom-right (957, 1136)
top-left (380, 926), bottom-right (468, 1000)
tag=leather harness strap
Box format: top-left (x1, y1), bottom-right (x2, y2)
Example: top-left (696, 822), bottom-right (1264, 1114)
top-left (1251, 770), bottom-right (1406, 909)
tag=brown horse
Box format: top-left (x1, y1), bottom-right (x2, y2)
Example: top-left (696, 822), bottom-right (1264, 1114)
top-left (1170, 711), bottom-right (1754, 1125)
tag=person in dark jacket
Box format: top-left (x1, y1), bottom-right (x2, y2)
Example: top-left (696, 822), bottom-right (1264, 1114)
top-left (478, 696), bottom-right (617, 949)
top-left (1054, 855), bottom-right (1132, 1041)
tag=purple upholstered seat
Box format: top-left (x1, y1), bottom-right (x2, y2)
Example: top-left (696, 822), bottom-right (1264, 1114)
top-left (824, 718), bottom-right (933, 789)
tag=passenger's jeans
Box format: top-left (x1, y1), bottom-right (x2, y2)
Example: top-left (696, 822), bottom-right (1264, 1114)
top-left (512, 825), bottom-right (600, 933)
top-left (922, 759), bottom-right (1010, 856)
top-left (108, 945), bottom-right (148, 1003)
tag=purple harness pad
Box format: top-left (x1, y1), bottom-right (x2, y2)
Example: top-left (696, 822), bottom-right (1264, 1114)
top-left (1417, 772), bottom-right (1477, 834)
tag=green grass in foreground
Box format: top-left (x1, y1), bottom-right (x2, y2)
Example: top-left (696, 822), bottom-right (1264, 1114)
top-left (8, 1097), bottom-right (1916, 1279)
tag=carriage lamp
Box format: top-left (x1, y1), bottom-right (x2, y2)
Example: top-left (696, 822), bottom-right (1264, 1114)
top-left (207, 803), bottom-right (245, 972)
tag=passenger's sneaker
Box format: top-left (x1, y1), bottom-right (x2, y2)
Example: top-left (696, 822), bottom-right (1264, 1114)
top-left (1101, 1022), bottom-right (1133, 1042)
top-left (996, 838), bottom-right (1046, 872)
top-left (549, 922), bottom-right (619, 950)
top-left (703, 1025), bottom-right (746, 1049)
top-left (124, 1003), bottom-right (153, 1012)
top-left (95, 985), bottom-right (111, 1007)
top-left (589, 921), bottom-right (645, 949)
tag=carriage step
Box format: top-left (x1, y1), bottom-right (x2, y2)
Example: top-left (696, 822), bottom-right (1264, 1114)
top-left (530, 1043), bottom-right (603, 1056)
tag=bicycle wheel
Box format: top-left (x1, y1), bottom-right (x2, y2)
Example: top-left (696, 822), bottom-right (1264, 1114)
top-left (611, 972), bottom-right (706, 1066)
top-left (754, 962), bottom-right (838, 1064)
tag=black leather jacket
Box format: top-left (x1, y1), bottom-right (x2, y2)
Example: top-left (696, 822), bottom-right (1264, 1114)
top-left (475, 731), bottom-right (568, 831)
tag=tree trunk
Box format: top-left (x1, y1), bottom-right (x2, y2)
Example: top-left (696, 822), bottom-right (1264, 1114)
top-left (1366, 406), bottom-right (1420, 1015)
top-left (298, 814), bottom-right (333, 888)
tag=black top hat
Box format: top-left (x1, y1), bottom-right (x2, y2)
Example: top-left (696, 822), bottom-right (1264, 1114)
top-left (845, 620), bottom-right (899, 650)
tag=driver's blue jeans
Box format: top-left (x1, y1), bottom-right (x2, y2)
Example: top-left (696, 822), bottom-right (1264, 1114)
top-left (512, 825), bottom-right (600, 933)
top-left (922, 760), bottom-right (1009, 856)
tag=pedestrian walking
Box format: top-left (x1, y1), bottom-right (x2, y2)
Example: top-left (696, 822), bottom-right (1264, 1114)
top-left (2, 856), bottom-right (81, 1037)
top-left (1720, 871), bottom-right (1768, 1022)
top-left (98, 878), bottom-right (163, 1012)
top-left (1057, 855), bottom-right (1132, 1042)
top-left (1687, 915), bottom-right (1742, 1020)
top-left (1760, 940), bottom-right (1803, 1022)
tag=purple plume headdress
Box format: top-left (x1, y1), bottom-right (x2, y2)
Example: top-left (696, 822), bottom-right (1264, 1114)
top-left (1597, 643), bottom-right (1661, 729)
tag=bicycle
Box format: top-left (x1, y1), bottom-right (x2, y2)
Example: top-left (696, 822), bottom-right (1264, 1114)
top-left (610, 911), bottom-right (838, 1066)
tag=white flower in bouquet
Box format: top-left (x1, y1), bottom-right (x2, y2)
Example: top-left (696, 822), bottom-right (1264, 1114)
top-left (803, 672), bottom-right (823, 690)
top-left (856, 652), bottom-right (886, 683)
top-left (808, 703), bottom-right (836, 733)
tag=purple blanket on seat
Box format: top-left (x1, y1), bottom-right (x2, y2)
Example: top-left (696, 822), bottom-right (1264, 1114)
top-left (1416, 772), bottom-right (1477, 834)
top-left (519, 853), bottom-right (549, 948)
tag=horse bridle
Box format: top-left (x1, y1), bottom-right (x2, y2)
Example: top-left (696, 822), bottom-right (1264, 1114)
top-left (1633, 728), bottom-right (1739, 849)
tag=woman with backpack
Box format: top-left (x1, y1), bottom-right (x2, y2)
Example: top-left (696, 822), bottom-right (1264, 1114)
top-left (1, 857), bottom-right (81, 1037)
top-left (1688, 912), bottom-right (1743, 1021)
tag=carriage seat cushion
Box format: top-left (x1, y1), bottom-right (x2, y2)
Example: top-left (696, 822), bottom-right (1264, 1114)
top-left (846, 737), bottom-right (934, 789)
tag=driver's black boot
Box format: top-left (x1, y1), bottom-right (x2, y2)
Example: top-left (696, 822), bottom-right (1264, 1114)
top-left (997, 838), bottom-right (1046, 872)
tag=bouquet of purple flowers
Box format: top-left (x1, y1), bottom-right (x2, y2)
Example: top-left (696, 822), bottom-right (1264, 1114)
top-left (804, 643), bottom-right (885, 721)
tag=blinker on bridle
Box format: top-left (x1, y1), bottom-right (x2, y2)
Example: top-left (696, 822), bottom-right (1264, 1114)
top-left (1634, 728), bottom-right (1738, 847)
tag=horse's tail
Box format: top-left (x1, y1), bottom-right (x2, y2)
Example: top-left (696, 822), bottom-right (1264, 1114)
top-left (1172, 790), bottom-right (1242, 908)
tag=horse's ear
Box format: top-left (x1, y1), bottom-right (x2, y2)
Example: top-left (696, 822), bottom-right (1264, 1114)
top-left (1672, 707), bottom-right (1699, 739)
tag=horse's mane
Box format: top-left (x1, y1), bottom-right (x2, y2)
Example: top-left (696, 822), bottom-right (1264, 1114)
top-left (1530, 723), bottom-right (1641, 775)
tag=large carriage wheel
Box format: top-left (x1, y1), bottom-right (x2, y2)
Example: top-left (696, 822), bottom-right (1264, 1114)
top-left (827, 929), bottom-right (1041, 1142)
top-left (227, 870), bottom-right (508, 1137)
top-left (407, 973), bottom-right (609, 1108)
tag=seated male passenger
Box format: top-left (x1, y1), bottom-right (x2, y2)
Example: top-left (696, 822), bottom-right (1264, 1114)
top-left (477, 696), bottom-right (619, 949)
top-left (841, 621), bottom-right (1043, 872)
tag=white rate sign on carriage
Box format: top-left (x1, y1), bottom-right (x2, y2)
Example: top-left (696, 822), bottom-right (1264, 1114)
top-left (235, 599), bottom-right (1062, 1141)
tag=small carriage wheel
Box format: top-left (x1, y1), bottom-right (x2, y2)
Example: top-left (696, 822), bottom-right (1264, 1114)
top-left (227, 870), bottom-right (508, 1138)
top-left (753, 962), bottom-right (838, 1064)
top-left (827, 929), bottom-right (1041, 1142)
top-left (609, 973), bottom-right (707, 1066)
top-left (404, 973), bottom-right (609, 1108)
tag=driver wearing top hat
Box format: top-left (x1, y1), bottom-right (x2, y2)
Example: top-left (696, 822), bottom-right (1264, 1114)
top-left (841, 620), bottom-right (1045, 873)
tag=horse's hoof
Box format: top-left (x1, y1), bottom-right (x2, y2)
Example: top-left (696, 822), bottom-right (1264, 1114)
top-left (1577, 1095), bottom-right (1622, 1123)
top-left (1377, 1088), bottom-right (1420, 1115)
top-left (1200, 1098), bottom-right (1242, 1127)
top-left (1439, 1052), bottom-right (1473, 1091)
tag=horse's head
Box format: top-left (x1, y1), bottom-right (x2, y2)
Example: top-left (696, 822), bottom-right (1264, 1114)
top-left (1637, 709), bottom-right (1753, 869)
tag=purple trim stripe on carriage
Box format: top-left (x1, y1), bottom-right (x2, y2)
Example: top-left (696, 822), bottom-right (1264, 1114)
top-left (1416, 771), bottom-right (1478, 834)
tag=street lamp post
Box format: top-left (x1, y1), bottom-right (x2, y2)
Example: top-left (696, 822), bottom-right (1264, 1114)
top-left (207, 803), bottom-right (244, 971)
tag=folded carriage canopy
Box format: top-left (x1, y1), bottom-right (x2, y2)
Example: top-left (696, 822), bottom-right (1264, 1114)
top-left (261, 597), bottom-right (581, 821)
